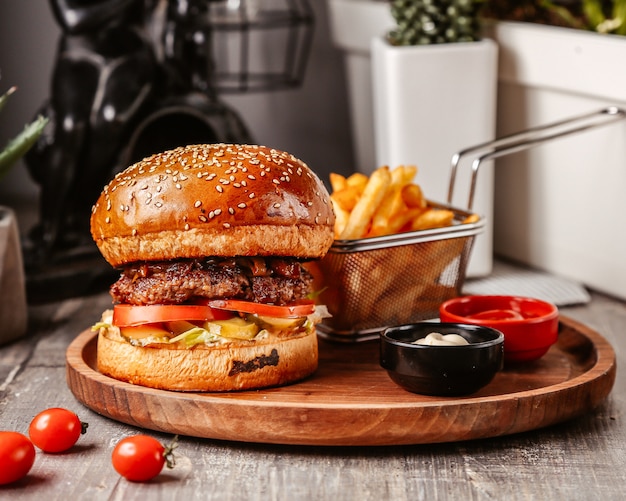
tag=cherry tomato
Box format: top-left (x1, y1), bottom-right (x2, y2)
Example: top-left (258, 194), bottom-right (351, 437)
top-left (112, 435), bottom-right (176, 482)
top-left (208, 299), bottom-right (316, 318)
top-left (28, 408), bottom-right (88, 453)
top-left (0, 431), bottom-right (36, 485)
top-left (113, 304), bottom-right (233, 327)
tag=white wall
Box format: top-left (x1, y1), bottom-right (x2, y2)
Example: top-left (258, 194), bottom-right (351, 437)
top-left (0, 0), bottom-right (354, 233)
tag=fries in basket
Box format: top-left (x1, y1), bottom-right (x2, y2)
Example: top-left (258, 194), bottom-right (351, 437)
top-left (329, 165), bottom-right (475, 240)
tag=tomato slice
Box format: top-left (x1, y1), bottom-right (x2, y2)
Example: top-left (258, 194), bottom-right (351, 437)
top-left (113, 304), bottom-right (233, 327)
top-left (208, 299), bottom-right (316, 318)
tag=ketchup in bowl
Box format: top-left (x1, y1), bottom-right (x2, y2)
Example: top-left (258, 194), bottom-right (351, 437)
top-left (439, 295), bottom-right (559, 363)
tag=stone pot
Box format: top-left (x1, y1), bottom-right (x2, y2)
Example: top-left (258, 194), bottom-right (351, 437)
top-left (0, 206), bottom-right (28, 345)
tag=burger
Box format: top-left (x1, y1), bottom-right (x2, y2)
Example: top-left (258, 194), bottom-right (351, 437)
top-left (90, 144), bottom-right (335, 391)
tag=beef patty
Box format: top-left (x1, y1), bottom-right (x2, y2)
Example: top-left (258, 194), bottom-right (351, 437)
top-left (110, 257), bottom-right (314, 306)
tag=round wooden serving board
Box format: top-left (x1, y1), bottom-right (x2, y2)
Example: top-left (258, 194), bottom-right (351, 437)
top-left (66, 315), bottom-right (616, 446)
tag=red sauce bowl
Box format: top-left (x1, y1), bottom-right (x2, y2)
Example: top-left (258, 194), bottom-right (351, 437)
top-left (439, 295), bottom-right (559, 362)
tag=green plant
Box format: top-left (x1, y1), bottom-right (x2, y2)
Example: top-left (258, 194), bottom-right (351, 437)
top-left (482, 0), bottom-right (626, 35)
top-left (0, 86), bottom-right (48, 181)
top-left (388, 0), bottom-right (484, 45)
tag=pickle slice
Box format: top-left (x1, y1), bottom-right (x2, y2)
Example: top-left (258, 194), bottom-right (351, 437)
top-left (208, 317), bottom-right (259, 340)
top-left (254, 315), bottom-right (306, 330)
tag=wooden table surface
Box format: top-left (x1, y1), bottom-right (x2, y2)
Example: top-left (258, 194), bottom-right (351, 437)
top-left (1, 287), bottom-right (624, 500)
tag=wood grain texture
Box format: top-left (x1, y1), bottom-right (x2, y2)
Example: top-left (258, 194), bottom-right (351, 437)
top-left (65, 316), bottom-right (615, 446)
top-left (1, 288), bottom-right (625, 500)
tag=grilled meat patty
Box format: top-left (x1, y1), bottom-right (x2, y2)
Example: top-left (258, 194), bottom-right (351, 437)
top-left (110, 257), bottom-right (314, 306)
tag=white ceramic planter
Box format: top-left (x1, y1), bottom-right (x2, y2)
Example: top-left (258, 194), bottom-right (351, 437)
top-left (371, 37), bottom-right (499, 277)
top-left (326, 0), bottom-right (394, 173)
top-left (0, 206), bottom-right (28, 345)
top-left (327, 0), bottom-right (498, 277)
top-left (484, 21), bottom-right (626, 300)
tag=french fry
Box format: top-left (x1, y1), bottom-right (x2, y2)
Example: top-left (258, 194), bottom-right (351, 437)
top-left (331, 198), bottom-right (350, 238)
top-left (368, 165), bottom-right (418, 237)
top-left (329, 164), bottom-right (457, 239)
top-left (392, 165), bottom-right (418, 185)
top-left (329, 172), bottom-right (347, 192)
top-left (401, 183), bottom-right (427, 209)
top-left (339, 166), bottom-right (391, 240)
top-left (462, 213), bottom-right (480, 224)
top-left (345, 172), bottom-right (370, 192)
top-left (410, 208), bottom-right (455, 231)
top-left (330, 185), bottom-right (362, 212)
top-left (387, 207), bottom-right (426, 234)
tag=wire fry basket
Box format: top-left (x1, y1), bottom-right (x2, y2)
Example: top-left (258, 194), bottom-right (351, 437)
top-left (312, 106), bottom-right (626, 343)
top-left (310, 202), bottom-right (483, 342)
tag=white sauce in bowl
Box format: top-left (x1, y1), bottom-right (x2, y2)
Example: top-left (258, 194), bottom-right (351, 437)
top-left (413, 332), bottom-right (470, 346)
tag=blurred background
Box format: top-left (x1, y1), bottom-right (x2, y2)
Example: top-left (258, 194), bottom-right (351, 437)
top-left (0, 0), bottom-right (355, 236)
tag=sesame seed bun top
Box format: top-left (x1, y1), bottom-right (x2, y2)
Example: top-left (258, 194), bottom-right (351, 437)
top-left (90, 144), bottom-right (335, 267)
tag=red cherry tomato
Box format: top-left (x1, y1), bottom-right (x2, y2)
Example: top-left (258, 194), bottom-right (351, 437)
top-left (28, 408), bottom-right (88, 453)
top-left (0, 431), bottom-right (36, 485)
top-left (112, 435), bottom-right (176, 482)
top-left (113, 304), bottom-right (233, 327)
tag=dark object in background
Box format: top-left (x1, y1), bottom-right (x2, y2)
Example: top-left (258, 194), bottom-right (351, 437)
top-left (23, 0), bottom-right (313, 303)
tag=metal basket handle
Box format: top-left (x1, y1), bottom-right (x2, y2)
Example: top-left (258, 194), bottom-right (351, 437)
top-left (447, 106), bottom-right (626, 211)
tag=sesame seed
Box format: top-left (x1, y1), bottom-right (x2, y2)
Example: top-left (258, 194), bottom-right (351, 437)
top-left (184, 223), bottom-right (190, 230)
top-left (194, 200), bottom-right (202, 208)
top-left (214, 209), bottom-right (222, 215)
top-left (155, 202), bottom-right (163, 208)
top-left (216, 185), bottom-right (223, 193)
top-left (175, 183), bottom-right (182, 189)
top-left (238, 202), bottom-right (246, 209)
top-left (223, 223), bottom-right (231, 229)
top-left (307, 201), bottom-right (313, 206)
top-left (272, 179), bottom-right (280, 185)
top-left (273, 203), bottom-right (281, 208)
top-left (228, 207), bottom-right (235, 215)
top-left (132, 229), bottom-right (138, 236)
top-left (105, 217), bottom-right (111, 223)
top-left (249, 193), bottom-right (255, 199)
top-left (199, 215), bottom-right (207, 222)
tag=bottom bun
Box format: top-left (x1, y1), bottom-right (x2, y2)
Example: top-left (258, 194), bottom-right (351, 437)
top-left (97, 328), bottom-right (318, 392)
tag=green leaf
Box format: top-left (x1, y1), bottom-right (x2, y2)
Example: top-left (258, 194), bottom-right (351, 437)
top-left (582, 0), bottom-right (608, 31)
top-left (0, 115), bottom-right (48, 181)
top-left (612, 0), bottom-right (626, 35)
top-left (0, 86), bottom-right (17, 114)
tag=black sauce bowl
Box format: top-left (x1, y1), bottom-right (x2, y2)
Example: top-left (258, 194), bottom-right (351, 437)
top-left (380, 322), bottom-right (504, 397)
